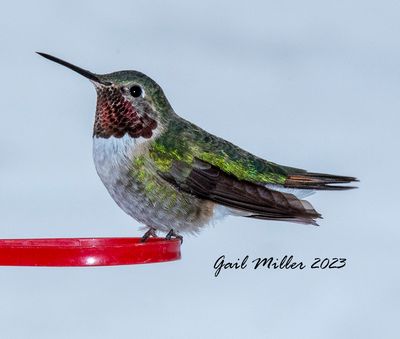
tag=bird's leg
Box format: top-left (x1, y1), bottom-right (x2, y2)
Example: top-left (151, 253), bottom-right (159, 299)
top-left (141, 227), bottom-right (157, 243)
top-left (165, 229), bottom-right (183, 244)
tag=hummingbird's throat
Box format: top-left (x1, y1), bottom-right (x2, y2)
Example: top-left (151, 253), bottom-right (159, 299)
top-left (93, 87), bottom-right (157, 139)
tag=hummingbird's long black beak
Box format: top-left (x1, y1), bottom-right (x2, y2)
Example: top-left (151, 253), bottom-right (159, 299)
top-left (36, 52), bottom-right (111, 86)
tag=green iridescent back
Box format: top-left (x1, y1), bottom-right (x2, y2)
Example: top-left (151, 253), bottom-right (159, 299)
top-left (148, 117), bottom-right (292, 185)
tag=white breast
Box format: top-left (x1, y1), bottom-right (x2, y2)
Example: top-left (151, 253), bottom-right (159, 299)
top-left (92, 134), bottom-right (150, 188)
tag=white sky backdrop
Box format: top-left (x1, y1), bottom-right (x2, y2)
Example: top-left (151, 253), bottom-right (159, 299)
top-left (0, 1), bottom-right (399, 338)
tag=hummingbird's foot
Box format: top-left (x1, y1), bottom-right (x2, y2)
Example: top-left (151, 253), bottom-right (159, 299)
top-left (140, 227), bottom-right (157, 243)
top-left (165, 229), bottom-right (183, 244)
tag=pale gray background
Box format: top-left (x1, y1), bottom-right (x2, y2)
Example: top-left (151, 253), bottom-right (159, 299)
top-left (0, 1), bottom-right (398, 338)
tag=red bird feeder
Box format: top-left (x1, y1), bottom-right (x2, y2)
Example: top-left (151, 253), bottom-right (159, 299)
top-left (0, 237), bottom-right (181, 266)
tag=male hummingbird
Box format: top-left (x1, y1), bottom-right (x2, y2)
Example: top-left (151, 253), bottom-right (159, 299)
top-left (37, 52), bottom-right (357, 241)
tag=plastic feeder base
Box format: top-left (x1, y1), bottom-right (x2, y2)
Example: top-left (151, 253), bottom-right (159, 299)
top-left (0, 237), bottom-right (181, 266)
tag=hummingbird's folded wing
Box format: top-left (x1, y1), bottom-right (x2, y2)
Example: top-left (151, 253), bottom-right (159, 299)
top-left (158, 158), bottom-right (322, 225)
top-left (151, 119), bottom-right (356, 224)
top-left (152, 119), bottom-right (357, 192)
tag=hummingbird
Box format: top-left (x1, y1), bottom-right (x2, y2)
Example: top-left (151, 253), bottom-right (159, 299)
top-left (37, 52), bottom-right (357, 241)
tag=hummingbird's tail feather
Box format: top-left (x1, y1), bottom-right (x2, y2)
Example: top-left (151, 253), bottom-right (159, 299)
top-left (238, 191), bottom-right (322, 226)
top-left (284, 172), bottom-right (358, 191)
top-left (245, 213), bottom-right (321, 226)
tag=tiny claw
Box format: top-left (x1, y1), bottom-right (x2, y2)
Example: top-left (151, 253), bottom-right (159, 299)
top-left (165, 229), bottom-right (183, 244)
top-left (141, 227), bottom-right (157, 243)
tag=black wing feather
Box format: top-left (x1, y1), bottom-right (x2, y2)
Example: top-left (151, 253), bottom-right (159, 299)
top-left (159, 159), bottom-right (322, 225)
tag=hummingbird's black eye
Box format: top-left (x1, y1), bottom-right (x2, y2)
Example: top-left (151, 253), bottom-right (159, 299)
top-left (130, 85), bottom-right (143, 98)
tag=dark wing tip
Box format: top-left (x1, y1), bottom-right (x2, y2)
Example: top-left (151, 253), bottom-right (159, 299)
top-left (285, 172), bottom-right (359, 191)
